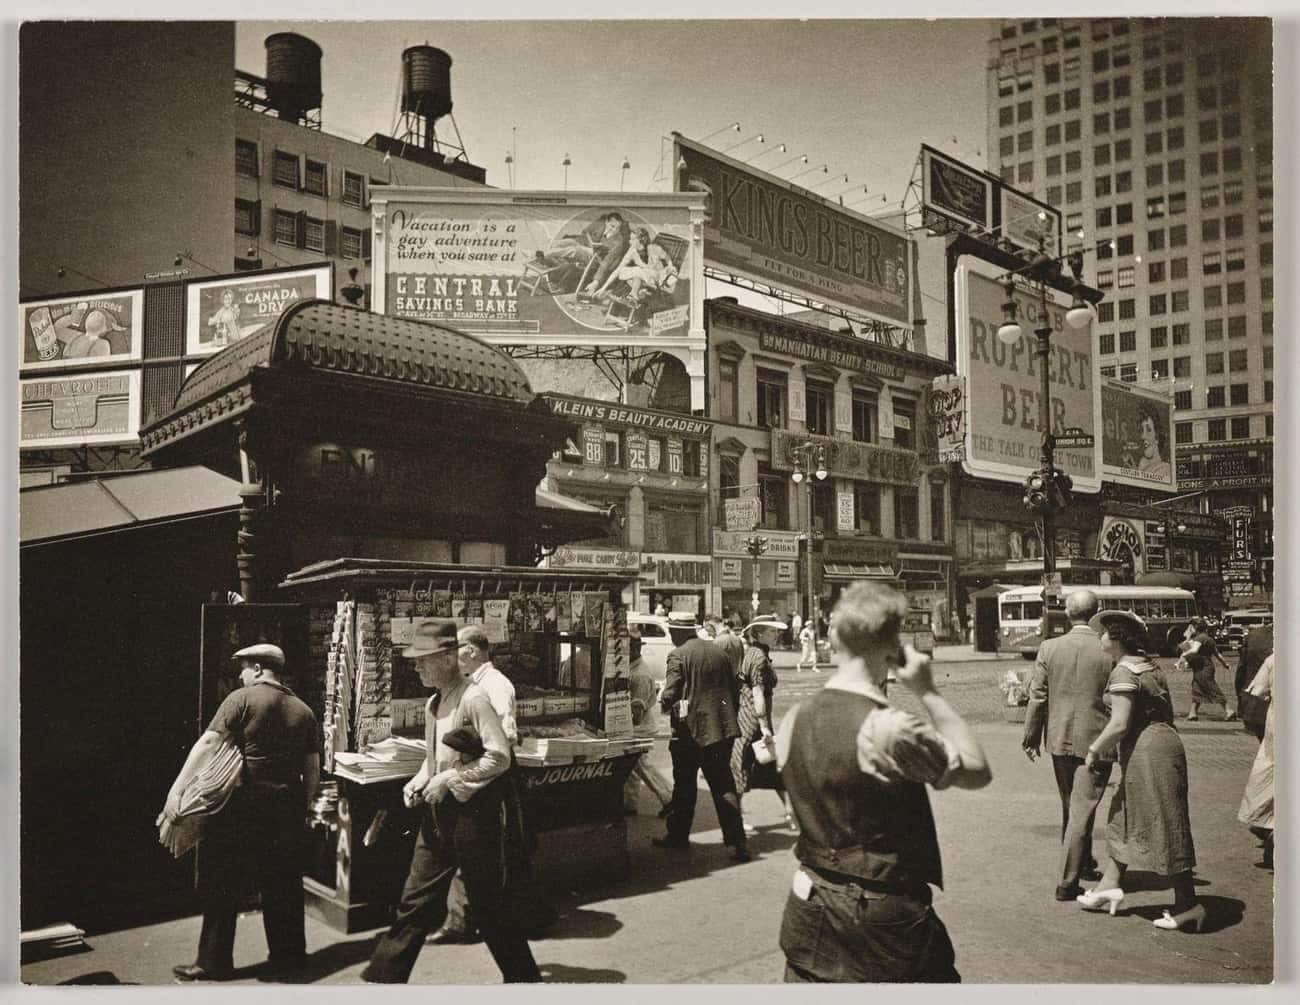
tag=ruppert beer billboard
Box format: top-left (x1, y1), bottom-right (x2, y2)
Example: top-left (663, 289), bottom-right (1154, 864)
top-left (672, 134), bottom-right (912, 328)
top-left (953, 258), bottom-right (1101, 493)
top-left (1099, 378), bottom-right (1177, 492)
top-left (19, 290), bottom-right (143, 371)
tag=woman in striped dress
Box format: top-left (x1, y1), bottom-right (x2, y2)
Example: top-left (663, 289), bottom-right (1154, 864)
top-left (732, 618), bottom-right (793, 833)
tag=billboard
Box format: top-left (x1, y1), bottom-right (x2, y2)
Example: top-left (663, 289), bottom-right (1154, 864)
top-left (19, 290), bottom-right (143, 371)
top-left (186, 266), bottom-right (332, 356)
top-left (371, 190), bottom-right (702, 343)
top-left (1099, 378), bottom-right (1177, 491)
top-left (953, 258), bottom-right (1101, 492)
top-left (673, 134), bottom-right (912, 327)
top-left (921, 145), bottom-right (993, 234)
top-left (1000, 187), bottom-right (1061, 259)
top-left (20, 369), bottom-right (141, 449)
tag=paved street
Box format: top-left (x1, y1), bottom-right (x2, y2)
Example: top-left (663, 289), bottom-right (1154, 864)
top-left (21, 651), bottom-right (1271, 986)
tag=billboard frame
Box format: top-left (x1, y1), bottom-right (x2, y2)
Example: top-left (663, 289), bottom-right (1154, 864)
top-left (18, 288), bottom-right (144, 373)
top-left (920, 143), bottom-right (995, 235)
top-left (20, 368), bottom-right (142, 450)
top-left (184, 263), bottom-right (334, 358)
top-left (1098, 376), bottom-right (1178, 492)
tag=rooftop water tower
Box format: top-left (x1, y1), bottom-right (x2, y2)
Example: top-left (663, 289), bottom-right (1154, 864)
top-left (394, 44), bottom-right (470, 165)
top-left (263, 32), bottom-right (323, 127)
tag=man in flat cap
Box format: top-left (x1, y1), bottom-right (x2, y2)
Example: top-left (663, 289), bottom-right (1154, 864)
top-left (363, 620), bottom-right (541, 983)
top-left (169, 643), bottom-right (320, 982)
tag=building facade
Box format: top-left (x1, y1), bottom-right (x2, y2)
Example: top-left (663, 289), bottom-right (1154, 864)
top-left (705, 299), bottom-right (956, 635)
top-left (984, 16), bottom-right (1272, 604)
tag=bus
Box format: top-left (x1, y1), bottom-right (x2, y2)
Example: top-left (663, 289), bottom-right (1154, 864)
top-left (998, 584), bottom-right (1199, 658)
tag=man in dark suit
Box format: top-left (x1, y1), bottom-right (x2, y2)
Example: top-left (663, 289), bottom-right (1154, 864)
top-left (657, 635), bottom-right (750, 861)
top-left (1022, 590), bottom-right (1114, 901)
top-left (1236, 623), bottom-right (1274, 741)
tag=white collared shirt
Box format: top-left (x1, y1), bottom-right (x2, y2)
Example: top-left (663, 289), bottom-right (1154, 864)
top-left (470, 661), bottom-right (519, 745)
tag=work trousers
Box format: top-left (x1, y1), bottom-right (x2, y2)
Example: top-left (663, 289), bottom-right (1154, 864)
top-left (664, 733), bottom-right (746, 848)
top-left (1052, 754), bottom-right (1113, 889)
top-left (362, 791), bottom-right (540, 984)
top-left (195, 783), bottom-right (306, 972)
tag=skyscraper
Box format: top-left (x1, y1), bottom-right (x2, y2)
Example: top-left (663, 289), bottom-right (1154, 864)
top-left (985, 16), bottom-right (1274, 598)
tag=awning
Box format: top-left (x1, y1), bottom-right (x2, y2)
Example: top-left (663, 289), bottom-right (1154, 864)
top-left (532, 486), bottom-right (617, 548)
top-left (535, 487), bottom-right (605, 513)
top-left (898, 555), bottom-right (952, 579)
top-left (20, 466), bottom-right (243, 547)
top-left (823, 562), bottom-right (897, 581)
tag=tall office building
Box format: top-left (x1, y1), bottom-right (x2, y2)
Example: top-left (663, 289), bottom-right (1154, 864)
top-left (985, 16), bottom-right (1274, 598)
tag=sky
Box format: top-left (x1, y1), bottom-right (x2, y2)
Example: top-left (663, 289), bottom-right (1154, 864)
top-left (235, 19), bottom-right (994, 210)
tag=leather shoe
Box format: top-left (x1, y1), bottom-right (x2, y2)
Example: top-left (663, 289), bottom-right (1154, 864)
top-left (651, 836), bottom-right (690, 850)
top-left (173, 964), bottom-right (232, 982)
top-left (733, 846), bottom-right (754, 863)
top-left (1055, 884), bottom-right (1084, 901)
top-left (426, 926), bottom-right (478, 945)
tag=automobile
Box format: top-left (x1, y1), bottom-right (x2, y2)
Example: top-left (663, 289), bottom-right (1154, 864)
top-left (627, 612), bottom-right (701, 684)
top-left (899, 608), bottom-right (937, 657)
top-left (1218, 609), bottom-right (1273, 652)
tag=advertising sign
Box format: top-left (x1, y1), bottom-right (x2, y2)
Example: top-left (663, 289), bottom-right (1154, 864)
top-left (1099, 378), bottom-right (1176, 491)
top-left (999, 187), bottom-right (1061, 259)
top-left (185, 266), bottom-right (332, 356)
top-left (724, 497), bottom-right (762, 532)
top-left (1231, 516), bottom-right (1251, 562)
top-left (1098, 516), bottom-right (1145, 576)
top-left (837, 491), bottom-right (856, 533)
top-left (953, 258), bottom-right (1101, 492)
top-left (20, 369), bottom-right (141, 448)
top-left (640, 553), bottom-right (712, 590)
top-left (19, 290), bottom-right (143, 371)
top-left (673, 134), bottom-right (912, 327)
top-left (921, 145), bottom-right (994, 233)
top-left (926, 375), bottom-right (966, 462)
top-left (712, 529), bottom-right (801, 559)
top-left (373, 191), bottom-right (701, 343)
top-left (771, 430), bottom-right (919, 487)
top-left (547, 547), bottom-right (639, 572)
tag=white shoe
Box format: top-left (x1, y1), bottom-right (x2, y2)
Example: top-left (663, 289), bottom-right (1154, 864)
top-left (1076, 887), bottom-right (1125, 915)
top-left (742, 821), bottom-right (758, 836)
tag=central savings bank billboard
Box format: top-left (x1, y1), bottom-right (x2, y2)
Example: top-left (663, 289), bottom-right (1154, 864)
top-left (953, 257), bottom-right (1102, 493)
top-left (369, 189), bottom-right (704, 344)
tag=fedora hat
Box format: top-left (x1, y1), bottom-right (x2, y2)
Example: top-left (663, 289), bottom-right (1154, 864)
top-left (1088, 610), bottom-right (1150, 651)
top-left (231, 643), bottom-right (285, 668)
top-left (402, 619), bottom-right (459, 659)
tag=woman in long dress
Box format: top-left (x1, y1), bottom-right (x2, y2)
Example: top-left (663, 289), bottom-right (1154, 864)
top-left (731, 619), bottom-right (792, 832)
top-left (1237, 653), bottom-right (1275, 868)
top-left (1078, 611), bottom-right (1203, 932)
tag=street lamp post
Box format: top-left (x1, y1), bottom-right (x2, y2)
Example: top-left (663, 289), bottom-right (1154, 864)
top-left (789, 441), bottom-right (829, 651)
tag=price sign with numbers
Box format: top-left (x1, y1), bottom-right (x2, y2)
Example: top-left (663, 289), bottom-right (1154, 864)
top-left (667, 437), bottom-right (684, 474)
top-left (582, 427), bottom-right (604, 466)
top-left (625, 430), bottom-right (649, 470)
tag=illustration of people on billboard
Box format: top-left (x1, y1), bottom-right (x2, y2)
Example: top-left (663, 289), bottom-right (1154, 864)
top-left (24, 300), bottom-right (131, 364)
top-left (1123, 401), bottom-right (1172, 481)
top-left (205, 289), bottom-right (242, 348)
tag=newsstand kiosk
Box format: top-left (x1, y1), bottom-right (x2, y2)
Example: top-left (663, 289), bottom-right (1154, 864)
top-left (140, 301), bottom-right (649, 932)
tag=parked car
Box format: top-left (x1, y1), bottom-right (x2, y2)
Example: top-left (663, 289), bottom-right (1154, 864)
top-left (1218, 609), bottom-right (1273, 652)
top-left (899, 608), bottom-right (937, 656)
top-left (628, 612), bottom-right (700, 684)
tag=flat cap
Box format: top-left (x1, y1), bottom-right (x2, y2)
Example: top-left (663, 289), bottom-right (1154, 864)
top-left (231, 643), bottom-right (286, 668)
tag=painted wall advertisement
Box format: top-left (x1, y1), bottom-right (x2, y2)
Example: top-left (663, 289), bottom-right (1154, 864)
top-left (1099, 378), bottom-right (1176, 491)
top-left (186, 266), bottom-right (332, 356)
top-left (673, 134), bottom-right (912, 327)
top-left (20, 369), bottom-right (141, 448)
top-left (954, 258), bottom-right (1101, 492)
top-left (20, 290), bottom-right (143, 371)
top-left (374, 193), bottom-right (699, 340)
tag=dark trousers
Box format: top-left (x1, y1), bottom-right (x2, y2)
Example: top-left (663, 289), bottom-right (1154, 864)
top-left (665, 733), bottom-right (745, 848)
top-left (1052, 755), bottom-right (1113, 889)
top-left (362, 794), bottom-right (540, 984)
top-left (195, 785), bottom-right (306, 972)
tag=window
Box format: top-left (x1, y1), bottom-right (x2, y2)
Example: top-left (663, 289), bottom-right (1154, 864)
top-left (1099, 332), bottom-right (1115, 355)
top-left (1169, 224), bottom-right (1187, 247)
top-left (1018, 100), bottom-right (1033, 121)
top-left (1223, 179), bottom-right (1243, 206)
top-left (1263, 312), bottom-right (1273, 335)
top-left (1118, 298), bottom-right (1135, 320)
top-left (1093, 112), bottom-right (1110, 133)
top-left (811, 481), bottom-right (837, 536)
top-left (1114, 139), bottom-right (1132, 161)
top-left (1100, 365), bottom-right (1116, 378)
top-left (1046, 154), bottom-right (1061, 176)
top-left (1114, 76), bottom-right (1130, 99)
top-left (1204, 286), bottom-right (1223, 308)
top-left (1144, 98), bottom-right (1163, 122)
top-left (999, 135), bottom-right (1015, 158)
top-left (1221, 111), bottom-right (1241, 139)
top-left (1064, 87), bottom-right (1080, 110)
top-left (1176, 422), bottom-right (1193, 444)
top-left (1118, 265), bottom-right (1136, 287)
top-left (854, 483), bottom-right (881, 535)
top-left (1017, 162), bottom-right (1033, 184)
top-left (1096, 206), bottom-right (1112, 229)
top-left (756, 370), bottom-right (787, 429)
top-left (1168, 159), bottom-right (1185, 183)
top-left (1199, 118), bottom-right (1218, 143)
top-left (758, 466), bottom-right (789, 530)
top-left (1200, 151), bottom-right (1219, 176)
top-left (1170, 257), bottom-right (1187, 280)
top-left (273, 208), bottom-right (297, 246)
top-left (1229, 349), bottom-right (1248, 372)
top-left (1261, 242), bottom-right (1273, 267)
top-left (1166, 63), bottom-right (1184, 87)
top-left (342, 171), bottom-right (366, 208)
top-left (1066, 211), bottom-right (1083, 232)
top-left (1231, 417), bottom-right (1251, 440)
top-left (1204, 318), bottom-right (1224, 340)
top-left (1172, 323), bottom-right (1190, 345)
top-left (1206, 352), bottom-right (1225, 375)
top-left (716, 359), bottom-right (738, 422)
top-left (1097, 268), bottom-right (1114, 288)
top-left (1116, 203), bottom-right (1133, 225)
top-left (1260, 275), bottom-right (1273, 300)
top-left (1045, 93), bottom-right (1061, 115)
top-left (1093, 80), bottom-right (1110, 103)
top-left (1196, 51), bottom-right (1216, 75)
top-left (1224, 214), bottom-right (1243, 239)
top-left (805, 379), bottom-right (833, 436)
top-left (1120, 363), bottom-right (1138, 383)
top-left (1166, 96), bottom-right (1184, 120)
top-left (1151, 358), bottom-right (1169, 379)
top-left (1066, 181), bottom-right (1082, 203)
top-left (1047, 185), bottom-right (1062, 206)
top-left (1207, 419), bottom-right (1226, 442)
top-left (1175, 391), bottom-right (1192, 411)
top-left (1017, 130), bottom-right (1033, 152)
top-left (1198, 84), bottom-right (1217, 110)
top-left (1202, 219), bottom-right (1221, 243)
top-left (894, 489), bottom-right (920, 540)
top-left (1173, 356), bottom-right (1191, 378)
top-left (851, 391), bottom-right (877, 444)
top-left (235, 198), bottom-right (259, 236)
top-left (1065, 150), bottom-right (1082, 172)
top-left (303, 216), bottom-right (325, 253)
top-left (1114, 107), bottom-right (1131, 130)
top-left (1148, 260), bottom-right (1166, 283)
top-left (1226, 281), bottom-right (1245, 305)
top-left (304, 159), bottom-right (327, 197)
top-left (1146, 163), bottom-right (1164, 186)
top-left (1221, 79), bottom-right (1240, 105)
top-left (1095, 143), bottom-right (1111, 166)
top-left (929, 482), bottom-right (946, 541)
top-left (1206, 385), bottom-right (1225, 406)
top-left (1144, 66), bottom-right (1162, 90)
top-left (1148, 228), bottom-right (1165, 250)
top-left (1119, 330), bottom-right (1137, 352)
top-left (272, 150), bottom-right (299, 189)
top-left (1093, 49), bottom-right (1109, 72)
top-left (1148, 293), bottom-right (1165, 315)
top-left (1096, 302), bottom-right (1114, 323)
top-left (717, 456), bottom-right (741, 517)
top-left (999, 106), bottom-right (1015, 127)
top-left (1262, 341), bottom-right (1273, 366)
top-left (603, 431), bottom-right (623, 468)
top-left (341, 226), bottom-right (365, 260)
top-left (235, 139), bottom-right (259, 177)
top-left (1045, 63), bottom-right (1061, 85)
top-left (1171, 290), bottom-right (1189, 312)
top-left (1224, 247), bottom-right (1245, 273)
top-left (1149, 325), bottom-right (1167, 348)
top-left (892, 399), bottom-right (916, 450)
top-left (1201, 184), bottom-right (1221, 211)
top-left (1096, 176), bottom-right (1112, 197)
top-left (1115, 170), bottom-right (1132, 193)
top-left (1230, 384), bottom-right (1249, 406)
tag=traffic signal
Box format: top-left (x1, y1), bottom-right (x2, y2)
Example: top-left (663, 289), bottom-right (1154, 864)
top-left (1023, 471), bottom-right (1048, 512)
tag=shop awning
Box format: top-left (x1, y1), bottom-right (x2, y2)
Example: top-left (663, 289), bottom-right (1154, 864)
top-left (535, 487), bottom-right (604, 513)
top-left (20, 466), bottom-right (242, 547)
top-left (823, 563), bottom-right (897, 581)
top-left (533, 486), bottom-right (618, 548)
top-left (898, 556), bottom-right (952, 579)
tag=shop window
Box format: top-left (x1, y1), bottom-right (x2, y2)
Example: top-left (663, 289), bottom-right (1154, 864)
top-left (892, 398), bottom-right (916, 450)
top-left (756, 370), bottom-right (787, 429)
top-left (272, 150), bottom-right (299, 189)
top-left (894, 488), bottom-right (920, 540)
top-left (342, 171), bottom-right (366, 208)
top-left (236, 138), bottom-right (259, 177)
top-left (758, 466), bottom-right (788, 530)
top-left (235, 198), bottom-right (260, 237)
top-left (851, 391), bottom-right (877, 444)
top-left (304, 159), bottom-right (328, 197)
top-left (929, 482), bottom-right (946, 541)
top-left (716, 358), bottom-right (738, 423)
top-left (854, 483), bottom-right (880, 535)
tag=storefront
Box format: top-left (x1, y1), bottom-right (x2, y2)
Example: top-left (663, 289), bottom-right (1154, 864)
top-left (139, 300), bottom-right (657, 931)
top-left (1098, 502), bottom-right (1229, 614)
top-left (712, 528), bottom-right (801, 626)
top-left (637, 551), bottom-right (712, 617)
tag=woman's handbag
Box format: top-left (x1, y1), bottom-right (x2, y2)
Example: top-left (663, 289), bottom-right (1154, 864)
top-left (1238, 691), bottom-right (1270, 734)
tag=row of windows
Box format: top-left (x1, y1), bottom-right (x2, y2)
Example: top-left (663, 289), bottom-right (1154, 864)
top-left (1101, 353), bottom-right (1270, 387)
top-left (236, 139), bottom-right (377, 210)
top-left (739, 469), bottom-right (942, 541)
top-left (1175, 415), bottom-right (1271, 445)
top-left (234, 200), bottom-right (370, 259)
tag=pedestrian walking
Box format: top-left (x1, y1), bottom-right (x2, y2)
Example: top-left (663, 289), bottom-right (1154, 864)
top-left (1182, 619), bottom-right (1236, 721)
top-left (796, 621), bottom-right (817, 672)
top-left (362, 620), bottom-right (540, 983)
top-left (776, 582), bottom-right (991, 983)
top-left (1237, 653), bottom-right (1275, 869)
top-left (710, 616), bottom-right (745, 676)
top-left (167, 644), bottom-right (320, 982)
top-left (656, 634), bottom-right (750, 861)
top-left (732, 617), bottom-right (794, 834)
top-left (1235, 623), bottom-right (1273, 740)
top-left (1078, 611), bottom-right (1203, 933)
top-left (1021, 589), bottom-right (1113, 901)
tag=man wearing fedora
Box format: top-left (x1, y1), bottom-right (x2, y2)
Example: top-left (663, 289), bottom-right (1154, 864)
top-left (169, 643), bottom-right (320, 982)
top-left (362, 620), bottom-right (541, 983)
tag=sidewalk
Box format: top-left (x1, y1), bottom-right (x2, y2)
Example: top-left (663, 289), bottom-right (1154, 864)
top-left (21, 719), bottom-right (1272, 985)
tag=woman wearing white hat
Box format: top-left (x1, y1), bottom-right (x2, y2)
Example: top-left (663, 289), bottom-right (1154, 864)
top-left (732, 617), bottom-right (794, 834)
